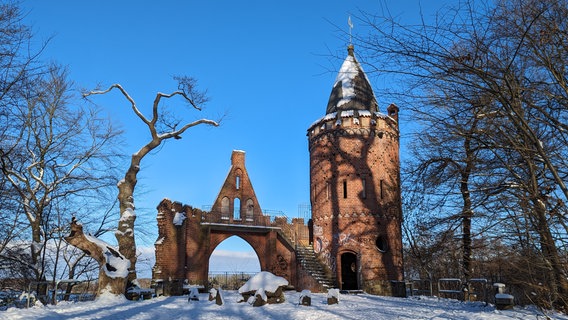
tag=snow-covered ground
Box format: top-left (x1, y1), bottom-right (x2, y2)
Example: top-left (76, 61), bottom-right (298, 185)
top-left (3, 291), bottom-right (567, 320)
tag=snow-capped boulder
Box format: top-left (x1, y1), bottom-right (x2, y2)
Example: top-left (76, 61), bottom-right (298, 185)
top-left (187, 287), bottom-right (199, 301)
top-left (327, 288), bottom-right (340, 305)
top-left (299, 289), bottom-right (311, 306)
top-left (209, 287), bottom-right (224, 305)
top-left (238, 271), bottom-right (288, 305)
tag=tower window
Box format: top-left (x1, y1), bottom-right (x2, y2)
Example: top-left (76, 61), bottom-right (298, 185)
top-left (380, 179), bottom-right (384, 199)
top-left (326, 182), bottom-right (330, 200)
top-left (361, 178), bottom-right (367, 199)
top-left (312, 183), bottom-right (316, 202)
top-left (236, 176), bottom-right (241, 190)
top-left (343, 180), bottom-right (347, 199)
top-left (376, 235), bottom-right (388, 252)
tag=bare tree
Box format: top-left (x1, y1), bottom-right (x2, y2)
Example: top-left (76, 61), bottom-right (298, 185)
top-left (66, 77), bottom-right (219, 296)
top-left (0, 65), bottom-right (122, 289)
top-left (0, 1), bottom-right (47, 140)
top-left (0, 2), bottom-right (40, 260)
top-left (357, 0), bottom-right (568, 310)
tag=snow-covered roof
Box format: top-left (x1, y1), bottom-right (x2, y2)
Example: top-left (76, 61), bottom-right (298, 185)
top-left (325, 45), bottom-right (378, 115)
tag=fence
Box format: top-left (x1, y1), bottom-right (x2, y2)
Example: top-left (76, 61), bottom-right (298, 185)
top-left (409, 277), bottom-right (490, 304)
top-left (0, 279), bottom-right (97, 309)
top-left (208, 271), bottom-right (257, 290)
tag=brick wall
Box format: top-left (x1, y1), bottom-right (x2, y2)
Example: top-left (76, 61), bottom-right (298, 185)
top-left (307, 109), bottom-right (404, 294)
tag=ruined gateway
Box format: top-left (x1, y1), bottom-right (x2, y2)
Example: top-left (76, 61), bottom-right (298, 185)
top-left (152, 45), bottom-right (404, 296)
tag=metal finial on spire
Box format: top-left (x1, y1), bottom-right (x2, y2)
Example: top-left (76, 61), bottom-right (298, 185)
top-left (348, 16), bottom-right (354, 45)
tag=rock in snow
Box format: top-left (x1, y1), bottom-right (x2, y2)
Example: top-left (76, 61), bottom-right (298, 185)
top-left (238, 271), bottom-right (288, 293)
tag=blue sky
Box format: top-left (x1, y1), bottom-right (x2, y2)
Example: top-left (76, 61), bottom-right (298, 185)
top-left (21, 1), bottom-right (441, 273)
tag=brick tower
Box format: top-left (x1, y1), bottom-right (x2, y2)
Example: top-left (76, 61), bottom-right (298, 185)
top-left (307, 45), bottom-right (404, 295)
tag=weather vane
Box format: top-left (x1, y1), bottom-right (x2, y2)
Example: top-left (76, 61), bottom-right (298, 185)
top-left (348, 16), bottom-right (354, 44)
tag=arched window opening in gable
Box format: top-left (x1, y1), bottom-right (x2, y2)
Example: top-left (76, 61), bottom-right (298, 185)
top-left (233, 198), bottom-right (241, 220)
top-left (246, 199), bottom-right (254, 222)
top-left (221, 197), bottom-right (230, 220)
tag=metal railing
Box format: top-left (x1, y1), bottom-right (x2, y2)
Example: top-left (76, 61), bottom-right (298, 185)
top-left (200, 206), bottom-right (309, 248)
top-left (200, 206), bottom-right (289, 227)
top-left (208, 271), bottom-right (257, 290)
top-left (409, 277), bottom-right (490, 304)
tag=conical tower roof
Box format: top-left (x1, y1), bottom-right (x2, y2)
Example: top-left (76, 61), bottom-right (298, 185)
top-left (326, 45), bottom-right (378, 114)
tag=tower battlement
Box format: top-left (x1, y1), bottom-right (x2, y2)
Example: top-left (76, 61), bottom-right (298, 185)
top-left (307, 45), bottom-right (404, 295)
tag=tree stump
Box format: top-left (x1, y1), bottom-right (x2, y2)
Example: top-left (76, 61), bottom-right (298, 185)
top-left (64, 218), bottom-right (129, 296)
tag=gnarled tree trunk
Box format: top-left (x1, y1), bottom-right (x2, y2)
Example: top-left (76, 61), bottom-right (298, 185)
top-left (65, 218), bottom-right (130, 295)
top-left (66, 79), bottom-right (218, 296)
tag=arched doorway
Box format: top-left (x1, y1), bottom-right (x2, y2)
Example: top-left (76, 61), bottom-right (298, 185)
top-left (209, 236), bottom-right (261, 289)
top-left (209, 235), bottom-right (261, 272)
top-left (340, 252), bottom-right (358, 290)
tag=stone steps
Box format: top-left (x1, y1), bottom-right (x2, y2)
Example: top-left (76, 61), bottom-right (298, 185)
top-left (295, 245), bottom-right (336, 288)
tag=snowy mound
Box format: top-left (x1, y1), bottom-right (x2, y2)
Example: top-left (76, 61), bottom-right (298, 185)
top-left (238, 271), bottom-right (288, 293)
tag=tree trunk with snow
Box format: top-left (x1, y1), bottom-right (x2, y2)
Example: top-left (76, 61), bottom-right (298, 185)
top-left (116, 139), bottom-right (159, 288)
top-left (65, 218), bottom-right (130, 295)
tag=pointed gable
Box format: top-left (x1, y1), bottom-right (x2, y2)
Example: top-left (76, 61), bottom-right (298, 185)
top-left (210, 150), bottom-right (263, 221)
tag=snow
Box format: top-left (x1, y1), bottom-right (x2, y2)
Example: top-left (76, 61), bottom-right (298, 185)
top-left (334, 55), bottom-right (358, 108)
top-left (495, 293), bottom-right (514, 299)
top-left (173, 212), bottom-right (186, 226)
top-left (308, 111), bottom-right (390, 131)
top-left (4, 291), bottom-right (567, 320)
top-left (120, 208), bottom-right (136, 221)
top-left (327, 288), bottom-right (340, 299)
top-left (188, 287), bottom-right (200, 300)
top-left (210, 288), bottom-right (225, 305)
top-left (83, 235), bottom-right (130, 278)
top-left (238, 271), bottom-right (288, 293)
top-left (255, 288), bottom-right (267, 301)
